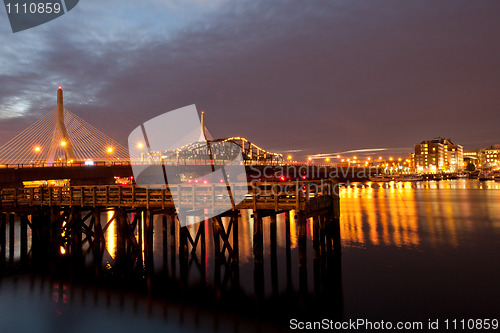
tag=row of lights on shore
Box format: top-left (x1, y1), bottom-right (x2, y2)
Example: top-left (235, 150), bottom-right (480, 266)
top-left (33, 141), bottom-right (114, 154)
top-left (286, 155), bottom-right (409, 164)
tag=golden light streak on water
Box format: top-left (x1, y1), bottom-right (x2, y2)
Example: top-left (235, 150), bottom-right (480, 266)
top-left (289, 211), bottom-right (297, 249)
top-left (239, 210), bottom-right (253, 263)
top-left (141, 211), bottom-right (145, 265)
top-left (105, 210), bottom-right (117, 259)
top-left (340, 182), bottom-right (422, 247)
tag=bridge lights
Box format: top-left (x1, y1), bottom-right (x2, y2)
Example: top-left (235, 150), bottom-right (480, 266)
top-left (308, 156), bottom-right (312, 161)
top-left (34, 146), bottom-right (41, 152)
top-left (60, 141), bottom-right (67, 147)
top-left (287, 155), bottom-right (292, 160)
top-left (326, 157), bottom-right (330, 162)
top-left (107, 147), bottom-right (113, 154)
top-left (137, 143), bottom-right (144, 149)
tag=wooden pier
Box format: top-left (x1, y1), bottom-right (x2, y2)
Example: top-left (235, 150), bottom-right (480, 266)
top-left (0, 179), bottom-right (341, 294)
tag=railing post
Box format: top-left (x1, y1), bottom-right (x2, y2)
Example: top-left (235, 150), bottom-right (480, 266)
top-left (211, 184), bottom-right (215, 211)
top-left (106, 186), bottom-right (109, 207)
top-left (118, 186), bottom-right (122, 207)
top-left (192, 185), bottom-right (196, 211)
top-left (49, 187), bottom-right (53, 206)
top-left (161, 189), bottom-right (165, 209)
top-left (274, 183), bottom-right (278, 211)
top-left (14, 188), bottom-right (18, 208)
top-left (69, 187), bottom-right (73, 207)
top-left (295, 182), bottom-right (301, 211)
top-left (80, 186), bottom-right (84, 207)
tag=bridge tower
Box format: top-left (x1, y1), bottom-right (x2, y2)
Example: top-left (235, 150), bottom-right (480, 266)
top-left (46, 87), bottom-right (76, 164)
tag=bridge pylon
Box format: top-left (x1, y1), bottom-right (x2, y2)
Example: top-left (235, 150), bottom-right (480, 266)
top-left (46, 87), bottom-right (76, 165)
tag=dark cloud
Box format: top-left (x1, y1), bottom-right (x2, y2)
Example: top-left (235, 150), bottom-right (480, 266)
top-left (1, 0), bottom-right (500, 159)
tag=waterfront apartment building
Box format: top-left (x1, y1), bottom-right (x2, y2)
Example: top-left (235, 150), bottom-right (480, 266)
top-left (464, 144), bottom-right (500, 168)
top-left (414, 138), bottom-right (464, 172)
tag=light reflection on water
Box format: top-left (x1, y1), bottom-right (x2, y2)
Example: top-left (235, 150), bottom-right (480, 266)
top-left (340, 179), bottom-right (500, 249)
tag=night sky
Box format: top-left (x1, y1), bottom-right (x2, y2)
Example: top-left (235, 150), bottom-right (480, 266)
top-left (1, 0), bottom-right (500, 160)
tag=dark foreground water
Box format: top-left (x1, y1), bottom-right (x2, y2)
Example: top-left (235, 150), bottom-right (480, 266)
top-left (1, 179), bottom-right (499, 332)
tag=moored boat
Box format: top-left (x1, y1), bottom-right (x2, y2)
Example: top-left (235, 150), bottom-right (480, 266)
top-left (370, 175), bottom-right (393, 182)
top-left (394, 174), bottom-right (424, 182)
top-left (478, 171), bottom-right (494, 181)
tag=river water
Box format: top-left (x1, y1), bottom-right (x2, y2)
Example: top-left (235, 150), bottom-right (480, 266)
top-left (1, 179), bottom-right (499, 332)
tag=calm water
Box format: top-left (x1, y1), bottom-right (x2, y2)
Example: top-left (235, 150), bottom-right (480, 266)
top-left (1, 179), bottom-right (500, 332)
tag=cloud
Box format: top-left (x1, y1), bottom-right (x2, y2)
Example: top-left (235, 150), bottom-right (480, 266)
top-left (1, 0), bottom-right (500, 158)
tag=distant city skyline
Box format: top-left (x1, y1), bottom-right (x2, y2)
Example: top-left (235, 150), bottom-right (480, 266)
top-left (1, 0), bottom-right (500, 159)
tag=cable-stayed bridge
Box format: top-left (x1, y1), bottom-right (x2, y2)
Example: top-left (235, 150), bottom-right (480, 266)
top-left (0, 87), bottom-right (129, 165)
top-left (0, 88), bottom-right (282, 167)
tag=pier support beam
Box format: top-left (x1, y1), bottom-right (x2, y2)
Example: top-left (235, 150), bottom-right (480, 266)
top-left (252, 211), bottom-right (263, 264)
top-left (9, 213), bottom-right (15, 261)
top-left (270, 213), bottom-right (278, 295)
top-left (0, 213), bottom-right (6, 259)
top-left (20, 214), bottom-right (29, 262)
top-left (285, 210), bottom-right (292, 291)
top-left (297, 213), bottom-right (308, 296)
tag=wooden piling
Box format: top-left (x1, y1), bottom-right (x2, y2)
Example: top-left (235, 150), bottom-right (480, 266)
top-left (9, 213), bottom-right (15, 261)
top-left (212, 217), bottom-right (221, 260)
top-left (313, 215), bottom-right (321, 295)
top-left (0, 213), bottom-right (6, 258)
top-left (297, 213), bottom-right (308, 295)
top-left (285, 210), bottom-right (292, 290)
top-left (162, 214), bottom-right (168, 272)
top-left (145, 209), bottom-right (154, 268)
top-left (252, 211), bottom-right (263, 264)
top-left (270, 213), bottom-right (278, 294)
top-left (232, 214), bottom-right (238, 262)
top-left (170, 214), bottom-right (176, 276)
top-left (20, 214), bottom-right (28, 261)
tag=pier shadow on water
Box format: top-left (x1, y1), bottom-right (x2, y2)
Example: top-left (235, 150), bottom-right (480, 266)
top-left (0, 209), bottom-right (342, 333)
